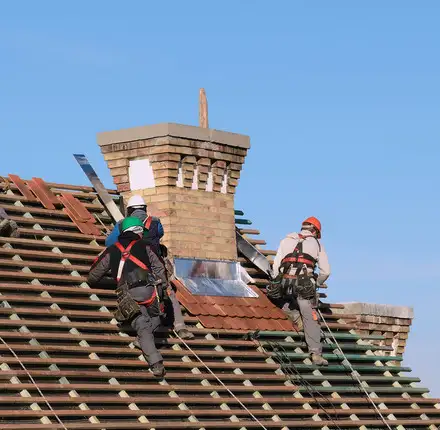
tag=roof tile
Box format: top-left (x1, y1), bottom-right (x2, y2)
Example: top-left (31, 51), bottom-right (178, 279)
top-left (0, 174), bottom-right (438, 429)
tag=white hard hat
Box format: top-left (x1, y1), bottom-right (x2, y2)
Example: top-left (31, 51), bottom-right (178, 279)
top-left (127, 195), bottom-right (146, 208)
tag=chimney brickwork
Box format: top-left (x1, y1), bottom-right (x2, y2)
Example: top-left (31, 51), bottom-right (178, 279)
top-left (338, 302), bottom-right (413, 360)
top-left (97, 123), bottom-right (250, 261)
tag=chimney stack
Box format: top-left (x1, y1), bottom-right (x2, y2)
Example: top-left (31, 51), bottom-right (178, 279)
top-left (97, 122), bottom-right (250, 261)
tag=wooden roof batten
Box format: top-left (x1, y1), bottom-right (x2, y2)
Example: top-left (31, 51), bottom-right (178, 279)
top-left (0, 93), bottom-right (437, 430)
top-left (0, 175), bottom-right (437, 429)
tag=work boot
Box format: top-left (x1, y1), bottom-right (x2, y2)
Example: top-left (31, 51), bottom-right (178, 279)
top-left (311, 353), bottom-right (328, 366)
top-left (177, 328), bottom-right (195, 340)
top-left (151, 361), bottom-right (166, 378)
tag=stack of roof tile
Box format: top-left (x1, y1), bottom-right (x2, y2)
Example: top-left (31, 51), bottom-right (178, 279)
top-left (0, 174), bottom-right (438, 430)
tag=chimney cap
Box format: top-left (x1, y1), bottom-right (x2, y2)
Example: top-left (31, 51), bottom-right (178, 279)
top-left (97, 122), bottom-right (250, 150)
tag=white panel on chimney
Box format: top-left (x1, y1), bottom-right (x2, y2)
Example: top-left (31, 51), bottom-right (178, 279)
top-left (220, 172), bottom-right (228, 194)
top-left (128, 159), bottom-right (155, 190)
top-left (176, 161), bottom-right (184, 188)
top-left (191, 166), bottom-right (199, 190)
top-left (206, 169), bottom-right (213, 192)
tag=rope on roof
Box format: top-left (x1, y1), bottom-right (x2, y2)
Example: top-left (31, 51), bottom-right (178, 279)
top-left (248, 332), bottom-right (343, 429)
top-left (173, 329), bottom-right (269, 430)
top-left (318, 309), bottom-right (394, 430)
top-left (0, 335), bottom-right (69, 430)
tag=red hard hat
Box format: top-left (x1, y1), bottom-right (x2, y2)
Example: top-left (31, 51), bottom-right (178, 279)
top-left (302, 216), bottom-right (322, 238)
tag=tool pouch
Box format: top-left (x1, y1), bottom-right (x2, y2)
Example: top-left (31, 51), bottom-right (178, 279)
top-left (114, 282), bottom-right (141, 323)
top-left (266, 274), bottom-right (285, 300)
top-left (294, 275), bottom-right (317, 301)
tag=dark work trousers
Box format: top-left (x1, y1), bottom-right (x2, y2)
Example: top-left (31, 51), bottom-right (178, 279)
top-left (129, 285), bottom-right (162, 365)
top-left (279, 279), bottom-right (322, 355)
top-left (166, 287), bottom-right (186, 331)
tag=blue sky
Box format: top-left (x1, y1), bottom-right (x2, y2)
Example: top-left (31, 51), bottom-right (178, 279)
top-left (1, 1), bottom-right (440, 394)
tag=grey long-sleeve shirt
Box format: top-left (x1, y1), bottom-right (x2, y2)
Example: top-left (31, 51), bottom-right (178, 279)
top-left (272, 229), bottom-right (331, 286)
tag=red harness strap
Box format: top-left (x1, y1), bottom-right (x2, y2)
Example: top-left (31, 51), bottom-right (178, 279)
top-left (281, 256), bottom-right (315, 266)
top-left (137, 288), bottom-right (157, 306)
top-left (144, 216), bottom-right (153, 230)
top-left (114, 240), bottom-right (148, 281)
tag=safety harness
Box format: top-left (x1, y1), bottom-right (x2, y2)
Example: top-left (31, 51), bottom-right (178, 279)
top-left (113, 239), bottom-right (163, 320)
top-left (279, 234), bottom-right (320, 277)
top-left (143, 216), bottom-right (153, 230)
top-left (114, 240), bottom-right (148, 282)
top-left (267, 235), bottom-right (321, 302)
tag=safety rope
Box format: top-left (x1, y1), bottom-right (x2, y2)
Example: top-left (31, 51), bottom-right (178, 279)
top-left (317, 309), bottom-right (394, 430)
top-left (249, 333), bottom-right (342, 430)
top-left (173, 329), bottom-right (269, 430)
top-left (0, 335), bottom-right (68, 430)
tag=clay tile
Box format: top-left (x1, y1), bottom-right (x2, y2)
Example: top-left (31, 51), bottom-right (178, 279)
top-left (241, 306), bottom-right (255, 318)
top-left (232, 317), bottom-right (249, 331)
top-left (269, 306), bottom-right (289, 320)
top-left (199, 315), bottom-right (220, 328)
top-left (211, 296), bottom-right (228, 306)
top-left (278, 318), bottom-right (296, 331)
top-left (249, 318), bottom-right (262, 330)
top-left (173, 280), bottom-right (197, 304)
top-left (226, 304), bottom-right (242, 318)
top-left (248, 306), bottom-right (267, 319)
top-left (233, 306), bottom-right (249, 318)
top-left (221, 317), bottom-right (237, 330)
top-left (260, 318), bottom-right (280, 331)
top-left (184, 302), bottom-right (206, 316)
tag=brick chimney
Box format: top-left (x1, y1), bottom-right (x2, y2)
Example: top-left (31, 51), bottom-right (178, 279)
top-left (97, 123), bottom-right (250, 261)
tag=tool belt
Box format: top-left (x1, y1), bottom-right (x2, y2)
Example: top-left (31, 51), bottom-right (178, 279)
top-left (114, 282), bottom-right (141, 323)
top-left (114, 274), bottom-right (164, 323)
top-left (267, 272), bottom-right (317, 300)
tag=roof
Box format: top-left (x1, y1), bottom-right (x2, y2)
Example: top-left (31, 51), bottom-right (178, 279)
top-left (0, 174), bottom-right (439, 429)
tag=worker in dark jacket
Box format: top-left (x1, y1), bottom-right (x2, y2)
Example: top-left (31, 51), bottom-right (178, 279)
top-left (88, 217), bottom-right (168, 377)
top-left (0, 208), bottom-right (19, 238)
top-left (106, 195), bottom-right (194, 344)
top-left (105, 195), bottom-right (164, 255)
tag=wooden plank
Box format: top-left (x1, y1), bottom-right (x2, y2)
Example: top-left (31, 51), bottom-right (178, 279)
top-left (0, 202), bottom-right (66, 217)
top-left (8, 215), bottom-right (80, 229)
top-left (18, 227), bottom-right (106, 242)
top-left (0, 369), bottom-right (418, 385)
top-left (0, 306), bottom-right (114, 320)
top-left (0, 271), bottom-right (87, 283)
top-left (1, 418), bottom-right (440, 429)
top-left (0, 247), bottom-right (97, 262)
top-left (0, 342), bottom-right (266, 358)
top-left (0, 258), bottom-right (90, 272)
top-left (1, 290), bottom-right (116, 308)
top-left (0, 382), bottom-right (299, 393)
top-left (0, 236), bottom-right (103, 252)
top-left (0, 282), bottom-right (112, 296)
top-left (0, 394), bottom-right (435, 406)
top-left (0, 356), bottom-right (281, 370)
top-left (45, 181), bottom-right (118, 194)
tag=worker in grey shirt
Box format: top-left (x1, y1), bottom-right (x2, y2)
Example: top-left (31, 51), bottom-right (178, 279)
top-left (0, 207), bottom-right (19, 238)
top-left (272, 217), bottom-right (330, 366)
